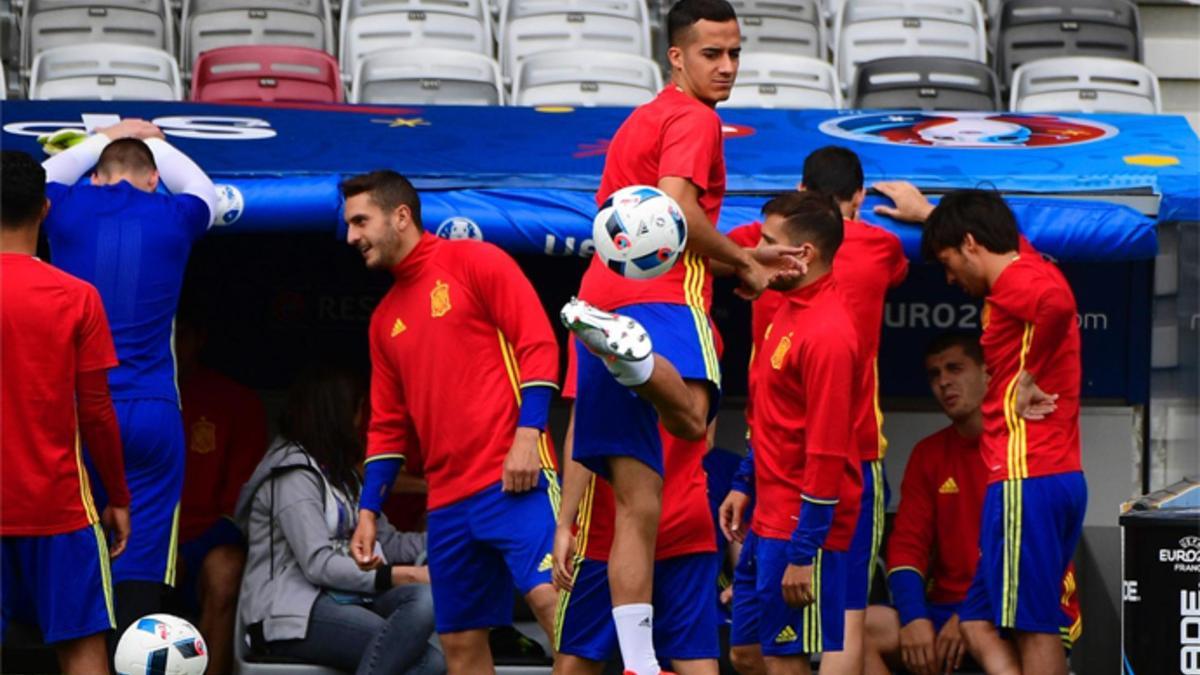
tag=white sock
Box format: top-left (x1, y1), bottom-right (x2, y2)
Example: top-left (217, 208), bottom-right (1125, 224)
top-left (605, 354), bottom-right (654, 387)
top-left (612, 603), bottom-right (660, 675)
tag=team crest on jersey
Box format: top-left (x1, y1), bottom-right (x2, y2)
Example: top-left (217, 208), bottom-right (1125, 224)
top-left (190, 417), bottom-right (216, 455)
top-left (431, 280), bottom-right (451, 318)
top-left (391, 318), bottom-right (407, 337)
top-left (818, 112), bottom-right (1116, 149)
top-left (770, 333), bottom-right (793, 370)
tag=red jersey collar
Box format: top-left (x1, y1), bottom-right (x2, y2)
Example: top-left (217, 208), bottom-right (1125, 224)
top-left (390, 232), bottom-right (439, 281)
top-left (785, 271), bottom-right (836, 307)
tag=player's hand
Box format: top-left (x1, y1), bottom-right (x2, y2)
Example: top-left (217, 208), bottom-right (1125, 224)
top-left (101, 505), bottom-right (130, 559)
top-left (781, 563), bottom-right (814, 608)
top-left (97, 119), bottom-right (160, 141)
top-left (935, 613), bottom-right (967, 674)
top-left (734, 256), bottom-right (772, 301)
top-left (899, 618), bottom-right (939, 675)
top-left (752, 244), bottom-right (808, 290)
top-left (873, 181), bottom-right (935, 223)
top-left (1015, 370), bottom-right (1058, 420)
top-left (719, 490), bottom-right (751, 543)
top-left (720, 585), bottom-right (733, 606)
top-left (502, 427), bottom-right (542, 493)
top-left (552, 524), bottom-right (576, 592)
top-left (351, 510), bottom-right (383, 570)
top-left (391, 565), bottom-right (431, 585)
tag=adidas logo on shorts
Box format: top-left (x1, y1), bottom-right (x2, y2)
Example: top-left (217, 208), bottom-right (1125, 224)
top-left (774, 625), bottom-right (798, 643)
top-left (537, 554), bottom-right (553, 573)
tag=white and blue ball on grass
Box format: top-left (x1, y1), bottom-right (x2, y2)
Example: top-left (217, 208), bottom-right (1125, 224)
top-left (114, 614), bottom-right (209, 675)
top-left (592, 185), bottom-right (688, 280)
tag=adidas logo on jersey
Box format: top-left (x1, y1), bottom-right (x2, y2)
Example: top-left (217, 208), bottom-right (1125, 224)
top-left (537, 554), bottom-right (553, 573)
top-left (939, 477), bottom-right (960, 494)
top-left (774, 626), bottom-right (798, 644)
top-left (391, 318), bottom-right (407, 337)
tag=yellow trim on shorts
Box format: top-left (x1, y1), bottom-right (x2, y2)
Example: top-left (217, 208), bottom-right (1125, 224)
top-left (91, 522), bottom-right (116, 629)
top-left (164, 501), bottom-right (180, 586)
top-left (869, 460), bottom-right (886, 590)
top-left (804, 550), bottom-right (824, 653)
top-left (554, 475), bottom-right (596, 649)
top-left (873, 359), bottom-right (888, 459)
top-left (682, 251), bottom-right (721, 386)
top-left (1002, 479), bottom-right (1022, 628)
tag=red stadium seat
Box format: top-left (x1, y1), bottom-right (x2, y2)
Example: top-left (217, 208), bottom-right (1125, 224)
top-left (191, 45), bottom-right (343, 103)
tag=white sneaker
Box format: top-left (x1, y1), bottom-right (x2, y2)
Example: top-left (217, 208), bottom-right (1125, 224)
top-left (560, 297), bottom-right (653, 362)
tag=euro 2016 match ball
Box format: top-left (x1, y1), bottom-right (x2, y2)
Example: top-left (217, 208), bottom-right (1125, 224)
top-left (592, 185), bottom-right (688, 280)
top-left (114, 614), bottom-right (208, 675)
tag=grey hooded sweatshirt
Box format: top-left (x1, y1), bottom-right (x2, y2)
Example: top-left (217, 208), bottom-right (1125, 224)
top-left (235, 440), bottom-right (425, 642)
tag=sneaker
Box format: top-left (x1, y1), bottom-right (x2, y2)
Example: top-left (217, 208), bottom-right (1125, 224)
top-left (560, 297), bottom-right (653, 362)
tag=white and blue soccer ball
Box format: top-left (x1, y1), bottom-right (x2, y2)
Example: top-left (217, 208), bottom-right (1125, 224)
top-left (213, 183), bottom-right (244, 226)
top-left (436, 216), bottom-right (484, 241)
top-left (114, 614), bottom-right (208, 675)
top-left (592, 185), bottom-right (687, 280)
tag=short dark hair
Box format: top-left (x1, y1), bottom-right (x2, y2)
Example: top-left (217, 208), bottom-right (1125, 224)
top-left (802, 146), bottom-right (864, 203)
top-left (1, 151), bottom-right (47, 228)
top-left (667, 0), bottom-right (737, 46)
top-left (96, 138), bottom-right (156, 176)
top-left (921, 189), bottom-right (1019, 261)
top-left (761, 190), bottom-right (844, 262)
top-left (340, 170), bottom-right (423, 231)
top-left (924, 332), bottom-right (984, 365)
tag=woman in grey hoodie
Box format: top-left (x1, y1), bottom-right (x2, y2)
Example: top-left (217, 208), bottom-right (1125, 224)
top-left (235, 365), bottom-right (444, 674)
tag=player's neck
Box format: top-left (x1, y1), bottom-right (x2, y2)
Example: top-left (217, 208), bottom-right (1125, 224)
top-left (952, 409), bottom-right (983, 439)
top-left (795, 265), bottom-right (831, 290)
top-left (388, 230), bottom-right (428, 270)
top-left (980, 249), bottom-right (1020, 291)
top-left (669, 75), bottom-right (716, 109)
top-left (0, 225), bottom-right (39, 255)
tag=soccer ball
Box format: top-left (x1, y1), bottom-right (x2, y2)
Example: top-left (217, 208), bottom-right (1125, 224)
top-left (114, 614), bottom-right (208, 675)
top-left (592, 186), bottom-right (687, 280)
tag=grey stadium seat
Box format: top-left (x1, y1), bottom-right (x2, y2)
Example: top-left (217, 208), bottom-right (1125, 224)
top-left (852, 56), bottom-right (1000, 111)
top-left (29, 43), bottom-right (182, 99)
top-left (512, 49), bottom-right (661, 107)
top-left (501, 11), bottom-right (650, 80)
top-left (1009, 55), bottom-right (1161, 114)
top-left (340, 0), bottom-right (492, 82)
top-left (351, 47), bottom-right (503, 104)
top-left (723, 52), bottom-right (840, 109)
top-left (732, 0), bottom-right (824, 60)
top-left (22, 0), bottom-right (174, 69)
top-left (994, 0), bottom-right (1141, 88)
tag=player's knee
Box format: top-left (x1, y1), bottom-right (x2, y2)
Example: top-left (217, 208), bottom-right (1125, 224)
top-left (730, 644), bottom-right (765, 675)
top-left (661, 408), bottom-right (707, 441)
top-left (959, 619), bottom-right (992, 654)
top-left (200, 545), bottom-right (245, 610)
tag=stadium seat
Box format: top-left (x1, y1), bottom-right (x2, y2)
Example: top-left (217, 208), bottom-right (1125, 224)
top-left (22, 0), bottom-right (174, 69)
top-left (192, 45), bottom-right (343, 103)
top-left (723, 52), bottom-right (840, 109)
top-left (851, 56), bottom-right (1000, 111)
top-left (833, 0), bottom-right (986, 90)
top-left (512, 49), bottom-right (661, 107)
top-left (1009, 55), bottom-right (1160, 114)
top-left (501, 11), bottom-right (651, 81)
top-left (500, 0), bottom-right (647, 27)
top-left (231, 597), bottom-right (342, 675)
top-left (994, 0), bottom-right (1141, 88)
top-left (28, 43), bottom-right (181, 100)
top-left (339, 0), bottom-right (492, 82)
top-left (732, 0), bottom-right (824, 60)
top-left (351, 47), bottom-right (502, 104)
top-left (181, 0), bottom-right (333, 73)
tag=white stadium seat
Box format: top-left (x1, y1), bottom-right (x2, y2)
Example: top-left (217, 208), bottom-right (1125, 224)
top-left (732, 0), bottom-right (825, 60)
top-left (22, 0), bottom-right (174, 68)
top-left (501, 11), bottom-right (650, 80)
top-left (351, 47), bottom-right (503, 104)
top-left (833, 0), bottom-right (985, 91)
top-left (181, 0), bottom-right (333, 72)
top-left (340, 0), bottom-right (492, 81)
top-left (723, 52), bottom-right (840, 109)
top-left (512, 49), bottom-right (661, 107)
top-left (29, 43), bottom-right (181, 100)
top-left (1010, 56), bottom-right (1162, 114)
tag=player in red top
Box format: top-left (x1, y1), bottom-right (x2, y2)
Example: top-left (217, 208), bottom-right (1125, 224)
top-left (919, 190), bottom-right (1086, 675)
top-left (0, 151), bottom-right (131, 674)
top-left (343, 171), bottom-right (561, 674)
top-left (173, 308), bottom-right (268, 675)
top-left (559, 3), bottom-right (803, 672)
top-left (746, 191), bottom-right (863, 674)
top-left (865, 333), bottom-right (1082, 675)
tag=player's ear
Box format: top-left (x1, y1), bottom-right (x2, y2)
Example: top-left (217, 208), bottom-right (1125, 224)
top-left (667, 43), bottom-right (684, 72)
top-left (146, 170), bottom-right (160, 192)
top-left (39, 197), bottom-right (51, 223)
top-left (393, 203), bottom-right (413, 231)
top-left (961, 232), bottom-right (978, 255)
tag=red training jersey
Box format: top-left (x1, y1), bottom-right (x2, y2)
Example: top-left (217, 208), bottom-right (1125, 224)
top-left (579, 85), bottom-right (726, 313)
top-left (727, 219), bottom-right (908, 460)
top-left (749, 274), bottom-right (863, 550)
top-left (179, 366), bottom-right (268, 542)
top-left (1, 254), bottom-right (120, 535)
top-left (562, 342), bottom-right (715, 561)
top-left (980, 253), bottom-right (1082, 483)
top-left (366, 234), bottom-right (560, 510)
top-left (886, 426), bottom-right (989, 605)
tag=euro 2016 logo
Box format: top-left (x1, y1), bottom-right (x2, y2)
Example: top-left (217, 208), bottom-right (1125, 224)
top-left (436, 216), bottom-right (484, 241)
top-left (819, 112), bottom-right (1117, 149)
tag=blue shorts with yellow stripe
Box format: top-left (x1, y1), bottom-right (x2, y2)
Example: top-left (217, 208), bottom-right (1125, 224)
top-left (426, 474), bottom-right (557, 634)
top-left (87, 398), bottom-right (185, 587)
top-left (846, 459), bottom-right (889, 610)
top-left (573, 303), bottom-right (720, 479)
top-left (1, 523), bottom-right (115, 643)
top-left (730, 531), bottom-right (760, 647)
top-left (960, 472), bottom-right (1086, 638)
top-left (555, 553), bottom-right (720, 662)
top-left (755, 536), bottom-right (847, 656)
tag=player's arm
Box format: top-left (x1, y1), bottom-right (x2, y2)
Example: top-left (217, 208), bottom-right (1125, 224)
top-left (553, 404), bottom-right (589, 592)
top-left (872, 181), bottom-right (935, 223)
top-left (40, 119), bottom-right (157, 185)
top-left (144, 137), bottom-right (219, 228)
top-left (718, 446), bottom-right (754, 542)
top-left (885, 443), bottom-right (937, 627)
top-left (1005, 278), bottom-right (1077, 419)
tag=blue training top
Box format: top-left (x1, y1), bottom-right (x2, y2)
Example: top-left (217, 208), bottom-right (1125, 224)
top-left (44, 181), bottom-right (210, 404)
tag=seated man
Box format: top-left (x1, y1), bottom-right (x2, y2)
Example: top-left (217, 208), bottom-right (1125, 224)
top-left (865, 333), bottom-right (1081, 675)
top-left (173, 308), bottom-right (267, 675)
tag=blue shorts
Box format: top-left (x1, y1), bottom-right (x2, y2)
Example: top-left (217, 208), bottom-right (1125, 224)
top-left (573, 303), bottom-right (720, 478)
top-left (555, 552), bottom-right (719, 662)
top-left (1, 524), bottom-right (114, 643)
top-left (425, 476), bottom-right (557, 634)
top-left (928, 602), bottom-right (961, 634)
top-left (87, 398), bottom-right (185, 586)
top-left (730, 531), bottom-right (760, 647)
top-left (755, 537), bottom-right (847, 655)
top-left (959, 472), bottom-right (1086, 635)
top-left (175, 518), bottom-right (245, 613)
top-left (846, 459), bottom-right (889, 610)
